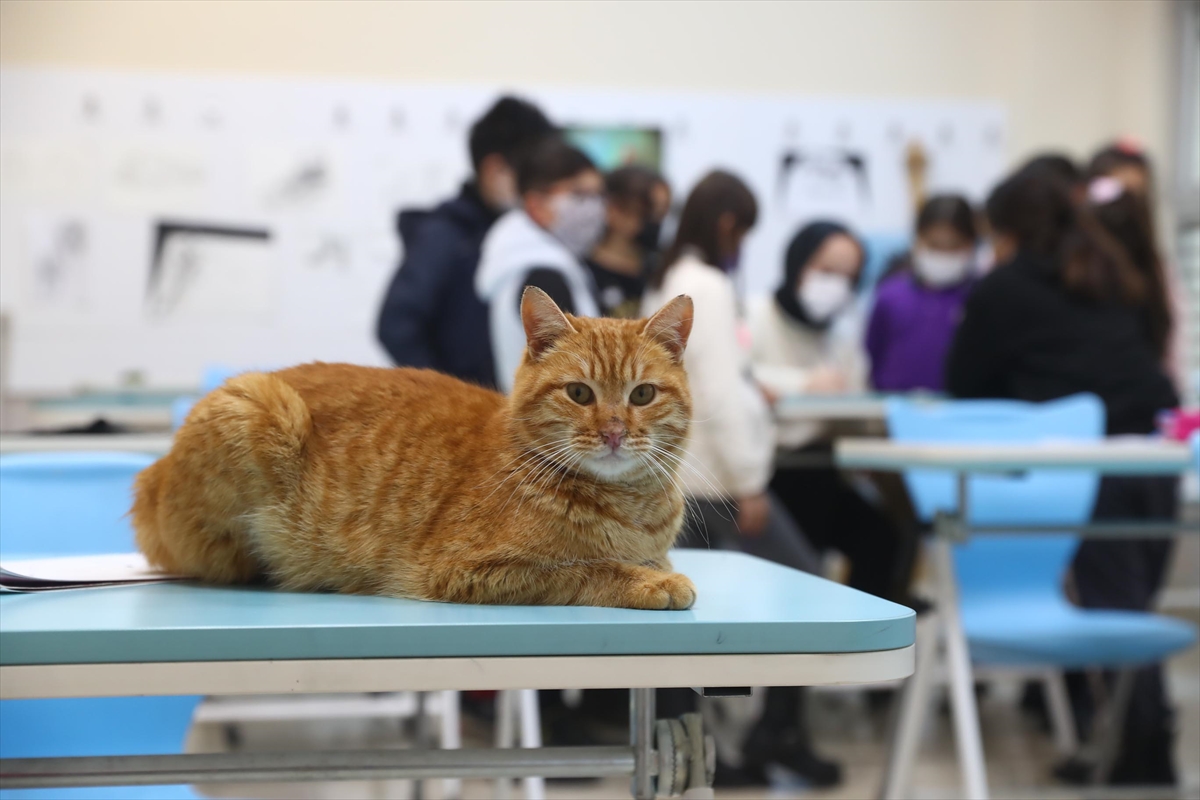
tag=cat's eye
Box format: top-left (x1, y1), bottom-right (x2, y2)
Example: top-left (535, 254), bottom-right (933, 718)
top-left (566, 383), bottom-right (594, 405)
top-left (629, 384), bottom-right (656, 406)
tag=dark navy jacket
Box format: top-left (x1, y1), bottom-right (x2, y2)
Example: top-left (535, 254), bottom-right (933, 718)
top-left (376, 183), bottom-right (499, 388)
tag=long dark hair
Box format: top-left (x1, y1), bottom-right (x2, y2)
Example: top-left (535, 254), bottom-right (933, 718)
top-left (1085, 179), bottom-right (1172, 357)
top-left (652, 170), bottom-right (757, 288)
top-left (917, 194), bottom-right (978, 242)
top-left (985, 169), bottom-right (1147, 311)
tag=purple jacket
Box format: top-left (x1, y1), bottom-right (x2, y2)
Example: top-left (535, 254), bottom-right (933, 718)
top-left (865, 271), bottom-right (974, 392)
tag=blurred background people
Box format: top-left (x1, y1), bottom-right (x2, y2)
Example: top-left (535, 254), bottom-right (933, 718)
top-left (376, 96), bottom-right (554, 388)
top-left (476, 137), bottom-right (605, 392)
top-left (752, 222), bottom-right (915, 605)
top-left (866, 194), bottom-right (979, 392)
top-left (586, 166), bottom-right (671, 318)
top-left (947, 165), bottom-right (1181, 784)
top-left (643, 171), bottom-right (839, 788)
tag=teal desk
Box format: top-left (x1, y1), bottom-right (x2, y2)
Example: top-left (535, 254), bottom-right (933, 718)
top-left (0, 550), bottom-right (914, 798)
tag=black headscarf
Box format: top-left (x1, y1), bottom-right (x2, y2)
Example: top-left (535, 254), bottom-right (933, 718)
top-left (773, 220), bottom-right (866, 330)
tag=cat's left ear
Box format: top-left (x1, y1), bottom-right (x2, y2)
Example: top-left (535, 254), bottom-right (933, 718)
top-left (642, 295), bottom-right (693, 363)
top-left (521, 286), bottom-right (577, 359)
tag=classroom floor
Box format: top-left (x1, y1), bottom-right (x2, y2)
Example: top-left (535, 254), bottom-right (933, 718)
top-left (189, 637), bottom-right (1200, 800)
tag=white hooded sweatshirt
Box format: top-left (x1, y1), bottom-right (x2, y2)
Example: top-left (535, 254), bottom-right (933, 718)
top-left (475, 210), bottom-right (599, 392)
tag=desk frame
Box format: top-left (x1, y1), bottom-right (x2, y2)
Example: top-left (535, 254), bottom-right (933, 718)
top-left (0, 648), bottom-right (913, 797)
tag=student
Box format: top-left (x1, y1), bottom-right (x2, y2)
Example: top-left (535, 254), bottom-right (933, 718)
top-left (643, 172), bottom-right (838, 788)
top-left (946, 167), bottom-right (1180, 785)
top-left (586, 166), bottom-right (671, 318)
top-left (865, 194), bottom-right (979, 391)
top-left (376, 97), bottom-right (554, 388)
top-left (476, 137), bottom-right (605, 392)
top-left (751, 222), bottom-right (911, 604)
top-left (1087, 141), bottom-right (1188, 384)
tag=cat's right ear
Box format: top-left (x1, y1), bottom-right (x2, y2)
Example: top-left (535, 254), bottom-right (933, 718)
top-left (642, 295), bottom-right (693, 363)
top-left (521, 286), bottom-right (576, 359)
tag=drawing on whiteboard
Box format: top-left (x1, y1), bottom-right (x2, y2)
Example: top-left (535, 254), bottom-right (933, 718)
top-left (305, 234), bottom-right (351, 271)
top-left (146, 221), bottom-right (274, 320)
top-left (107, 148), bottom-right (209, 212)
top-left (776, 147), bottom-right (870, 207)
top-left (253, 149), bottom-right (339, 212)
top-left (24, 216), bottom-right (90, 309)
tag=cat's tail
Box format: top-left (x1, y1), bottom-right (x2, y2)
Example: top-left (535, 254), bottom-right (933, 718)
top-left (131, 372), bottom-right (311, 583)
top-left (204, 372), bottom-right (313, 493)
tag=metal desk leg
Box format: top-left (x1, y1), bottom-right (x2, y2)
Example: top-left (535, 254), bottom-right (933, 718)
top-left (494, 690), bottom-right (516, 799)
top-left (878, 613), bottom-right (940, 800)
top-left (631, 688), bottom-right (655, 800)
top-left (440, 690), bottom-right (463, 799)
top-left (518, 689), bottom-right (546, 800)
top-left (933, 530), bottom-right (989, 800)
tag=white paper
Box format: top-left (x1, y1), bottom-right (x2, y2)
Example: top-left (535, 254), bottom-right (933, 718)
top-left (0, 552), bottom-right (182, 592)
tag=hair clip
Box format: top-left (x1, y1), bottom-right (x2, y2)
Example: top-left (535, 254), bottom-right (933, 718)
top-left (1088, 175), bottom-right (1124, 205)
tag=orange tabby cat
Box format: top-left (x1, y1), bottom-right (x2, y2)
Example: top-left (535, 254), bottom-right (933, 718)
top-left (132, 288), bottom-right (696, 609)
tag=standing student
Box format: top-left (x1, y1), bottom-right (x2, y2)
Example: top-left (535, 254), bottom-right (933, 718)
top-left (865, 195), bottom-right (979, 391)
top-left (946, 167), bottom-right (1181, 785)
top-left (476, 137), bottom-right (605, 392)
top-left (376, 97), bottom-right (554, 388)
top-left (643, 172), bottom-right (838, 788)
top-left (751, 222), bottom-right (912, 604)
top-left (586, 166), bottom-right (671, 318)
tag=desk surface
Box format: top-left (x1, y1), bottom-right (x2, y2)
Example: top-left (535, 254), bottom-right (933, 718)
top-left (0, 433), bottom-right (174, 455)
top-left (773, 394), bottom-right (888, 422)
top-left (0, 551), bottom-right (914, 668)
top-left (836, 437), bottom-right (1194, 475)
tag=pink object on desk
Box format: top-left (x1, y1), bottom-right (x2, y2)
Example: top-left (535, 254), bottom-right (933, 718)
top-left (1158, 408), bottom-right (1200, 442)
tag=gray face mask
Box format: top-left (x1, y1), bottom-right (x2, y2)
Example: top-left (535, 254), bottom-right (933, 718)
top-left (548, 193), bottom-right (606, 258)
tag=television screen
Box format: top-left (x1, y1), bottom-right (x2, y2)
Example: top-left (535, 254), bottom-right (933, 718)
top-left (565, 126), bottom-right (663, 171)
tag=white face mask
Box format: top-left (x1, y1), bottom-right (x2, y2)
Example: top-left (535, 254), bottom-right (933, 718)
top-left (798, 271), bottom-right (853, 322)
top-left (912, 247), bottom-right (972, 288)
top-left (548, 193), bottom-right (606, 258)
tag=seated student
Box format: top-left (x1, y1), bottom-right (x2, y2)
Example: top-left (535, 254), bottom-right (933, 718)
top-left (586, 166), bottom-right (671, 318)
top-left (643, 172), bottom-right (838, 788)
top-left (376, 96), bottom-right (554, 388)
top-left (476, 137), bottom-right (605, 391)
top-left (751, 222), bottom-right (912, 605)
top-left (946, 167), bottom-right (1180, 785)
top-left (865, 194), bottom-right (979, 391)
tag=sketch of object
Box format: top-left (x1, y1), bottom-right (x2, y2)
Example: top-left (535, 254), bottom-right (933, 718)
top-left (253, 150), bottom-right (338, 211)
top-left (306, 234), bottom-right (351, 271)
top-left (115, 152), bottom-right (205, 192)
top-left (147, 221), bottom-right (274, 320)
top-left (25, 217), bottom-right (89, 308)
top-left (776, 148), bottom-right (870, 207)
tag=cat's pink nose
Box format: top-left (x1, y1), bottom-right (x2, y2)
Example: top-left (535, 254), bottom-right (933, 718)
top-left (601, 424), bottom-right (626, 452)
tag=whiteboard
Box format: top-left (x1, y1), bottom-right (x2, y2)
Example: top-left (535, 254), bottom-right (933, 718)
top-left (0, 68), bottom-right (1006, 392)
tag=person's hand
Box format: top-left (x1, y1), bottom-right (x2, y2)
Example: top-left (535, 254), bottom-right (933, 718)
top-left (757, 382), bottom-right (780, 408)
top-left (806, 365), bottom-right (848, 394)
top-left (736, 492), bottom-right (770, 537)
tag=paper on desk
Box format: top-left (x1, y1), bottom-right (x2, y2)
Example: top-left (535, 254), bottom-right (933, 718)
top-left (0, 553), bottom-right (184, 592)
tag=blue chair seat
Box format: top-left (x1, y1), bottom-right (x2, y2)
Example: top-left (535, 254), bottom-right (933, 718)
top-left (1, 785), bottom-right (199, 799)
top-left (963, 598), bottom-right (1197, 668)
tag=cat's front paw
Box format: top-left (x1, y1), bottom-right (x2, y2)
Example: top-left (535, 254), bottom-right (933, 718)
top-left (625, 571), bottom-right (696, 610)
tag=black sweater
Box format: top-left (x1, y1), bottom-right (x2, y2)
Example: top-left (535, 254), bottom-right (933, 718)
top-left (945, 253), bottom-right (1178, 435)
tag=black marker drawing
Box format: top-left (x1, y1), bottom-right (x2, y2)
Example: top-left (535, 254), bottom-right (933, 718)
top-left (147, 221), bottom-right (271, 318)
top-left (264, 158), bottom-right (330, 207)
top-left (776, 147), bottom-right (870, 207)
top-left (31, 218), bottom-right (88, 306)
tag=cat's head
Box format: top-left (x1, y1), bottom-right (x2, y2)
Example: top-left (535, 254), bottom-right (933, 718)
top-left (509, 288), bottom-right (693, 483)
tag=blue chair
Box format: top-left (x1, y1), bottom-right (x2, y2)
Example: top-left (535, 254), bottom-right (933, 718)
top-left (0, 452), bottom-right (203, 799)
top-left (859, 231), bottom-right (912, 290)
top-left (882, 395), bottom-right (1196, 795)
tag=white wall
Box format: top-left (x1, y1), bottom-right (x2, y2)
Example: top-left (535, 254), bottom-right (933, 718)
top-left (0, 0), bottom-right (1179, 174)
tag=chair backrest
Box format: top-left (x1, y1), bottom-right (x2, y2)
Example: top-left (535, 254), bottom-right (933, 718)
top-left (0, 451), bottom-right (155, 557)
top-left (886, 394), bottom-right (1104, 598)
top-left (0, 450), bottom-right (201, 774)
